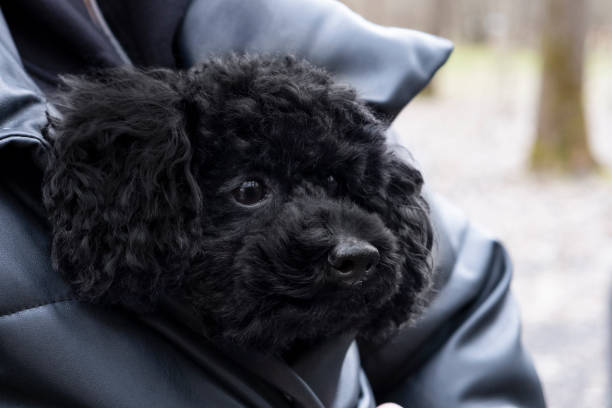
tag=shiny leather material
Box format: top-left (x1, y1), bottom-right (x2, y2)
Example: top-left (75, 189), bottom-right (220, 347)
top-left (0, 2), bottom-right (545, 407)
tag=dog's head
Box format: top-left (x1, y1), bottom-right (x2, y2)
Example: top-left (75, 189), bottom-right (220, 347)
top-left (43, 55), bottom-right (433, 354)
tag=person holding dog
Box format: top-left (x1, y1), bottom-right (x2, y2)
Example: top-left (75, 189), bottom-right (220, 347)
top-left (0, 0), bottom-right (546, 407)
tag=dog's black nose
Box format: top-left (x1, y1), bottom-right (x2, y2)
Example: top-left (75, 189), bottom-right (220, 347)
top-left (328, 238), bottom-right (380, 284)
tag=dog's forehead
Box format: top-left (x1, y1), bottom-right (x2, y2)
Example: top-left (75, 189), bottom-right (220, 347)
top-left (192, 64), bottom-right (388, 177)
top-left (213, 115), bottom-right (379, 177)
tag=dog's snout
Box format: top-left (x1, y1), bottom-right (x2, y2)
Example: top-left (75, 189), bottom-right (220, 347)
top-left (328, 238), bottom-right (380, 284)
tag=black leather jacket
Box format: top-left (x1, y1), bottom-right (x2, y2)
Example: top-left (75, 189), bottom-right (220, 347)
top-left (0, 1), bottom-right (546, 407)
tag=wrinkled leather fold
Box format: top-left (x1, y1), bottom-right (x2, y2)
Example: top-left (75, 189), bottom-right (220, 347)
top-left (0, 10), bottom-right (46, 147)
top-left (178, 0), bottom-right (453, 119)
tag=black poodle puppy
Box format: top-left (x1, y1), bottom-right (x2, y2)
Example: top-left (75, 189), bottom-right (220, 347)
top-left (42, 55), bottom-right (433, 355)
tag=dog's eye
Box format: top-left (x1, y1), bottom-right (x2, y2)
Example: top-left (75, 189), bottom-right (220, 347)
top-left (233, 180), bottom-right (267, 205)
top-left (326, 175), bottom-right (338, 195)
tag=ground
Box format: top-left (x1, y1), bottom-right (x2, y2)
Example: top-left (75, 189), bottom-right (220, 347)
top-left (392, 44), bottom-right (612, 408)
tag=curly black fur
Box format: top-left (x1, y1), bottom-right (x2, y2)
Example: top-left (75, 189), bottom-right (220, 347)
top-left (42, 55), bottom-right (433, 355)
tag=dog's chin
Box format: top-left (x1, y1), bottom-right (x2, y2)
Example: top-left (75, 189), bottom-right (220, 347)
top-left (209, 261), bottom-right (405, 355)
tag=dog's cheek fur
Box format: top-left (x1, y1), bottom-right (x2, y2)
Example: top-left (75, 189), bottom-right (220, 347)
top-left (42, 68), bottom-right (204, 310)
top-left (357, 156), bottom-right (434, 343)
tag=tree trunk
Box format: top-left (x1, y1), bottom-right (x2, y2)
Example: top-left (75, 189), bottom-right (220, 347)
top-left (531, 0), bottom-right (598, 173)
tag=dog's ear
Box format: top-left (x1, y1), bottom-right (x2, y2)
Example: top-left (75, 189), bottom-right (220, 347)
top-left (384, 154), bottom-right (432, 258)
top-left (388, 154), bottom-right (433, 317)
top-left (361, 153), bottom-right (434, 341)
top-left (42, 68), bottom-right (203, 310)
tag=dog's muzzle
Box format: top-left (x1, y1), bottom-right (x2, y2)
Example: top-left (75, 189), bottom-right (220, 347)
top-left (327, 237), bottom-right (380, 285)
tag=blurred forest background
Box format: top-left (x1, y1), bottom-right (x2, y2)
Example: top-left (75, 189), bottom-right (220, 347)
top-left (339, 1), bottom-right (612, 407)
